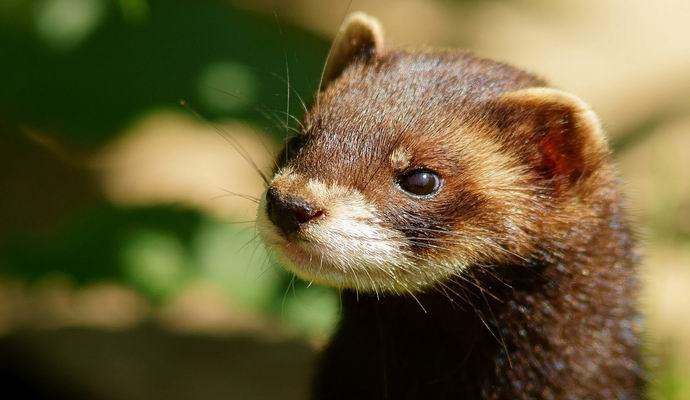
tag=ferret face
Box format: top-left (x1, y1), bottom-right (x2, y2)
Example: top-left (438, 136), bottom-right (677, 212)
top-left (257, 110), bottom-right (536, 294)
top-left (256, 14), bottom-right (607, 294)
top-left (256, 56), bottom-right (545, 294)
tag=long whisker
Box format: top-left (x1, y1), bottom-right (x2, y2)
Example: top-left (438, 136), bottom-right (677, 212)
top-left (272, 11), bottom-right (293, 144)
top-left (448, 273), bottom-right (502, 304)
top-left (274, 109), bottom-right (306, 131)
top-left (222, 219), bottom-right (258, 226)
top-left (479, 287), bottom-right (513, 368)
top-left (257, 249), bottom-right (279, 280)
top-left (270, 72), bottom-right (308, 116)
top-left (436, 280), bottom-right (475, 309)
top-left (212, 188), bottom-right (260, 203)
top-left (255, 251), bottom-right (275, 282)
top-left (202, 85), bottom-right (300, 137)
top-left (405, 287), bottom-right (427, 313)
top-left (281, 273), bottom-right (297, 316)
top-left (239, 230), bottom-right (261, 253)
top-left (180, 100), bottom-right (270, 186)
top-left (201, 84), bottom-right (280, 126)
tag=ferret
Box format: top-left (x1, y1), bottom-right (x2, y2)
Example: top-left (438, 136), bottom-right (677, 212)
top-left (256, 12), bottom-right (644, 400)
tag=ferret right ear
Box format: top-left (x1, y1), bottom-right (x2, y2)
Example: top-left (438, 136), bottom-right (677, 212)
top-left (322, 12), bottom-right (384, 89)
top-left (494, 88), bottom-right (609, 189)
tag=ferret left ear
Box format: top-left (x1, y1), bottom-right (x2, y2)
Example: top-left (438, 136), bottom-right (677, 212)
top-left (496, 88), bottom-right (609, 188)
top-left (322, 12), bottom-right (384, 89)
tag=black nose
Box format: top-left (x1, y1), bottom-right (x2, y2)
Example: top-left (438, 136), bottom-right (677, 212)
top-left (266, 187), bottom-right (323, 235)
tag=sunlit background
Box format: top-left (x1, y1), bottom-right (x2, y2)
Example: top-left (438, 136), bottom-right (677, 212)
top-left (1, 0), bottom-right (689, 399)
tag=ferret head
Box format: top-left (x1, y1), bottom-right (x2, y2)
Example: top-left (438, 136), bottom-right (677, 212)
top-left (257, 13), bottom-right (610, 294)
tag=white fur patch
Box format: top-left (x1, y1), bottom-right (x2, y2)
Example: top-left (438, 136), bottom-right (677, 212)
top-left (257, 173), bottom-right (460, 294)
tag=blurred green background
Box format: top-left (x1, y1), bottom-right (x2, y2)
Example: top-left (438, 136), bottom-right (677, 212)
top-left (1, 0), bottom-right (689, 399)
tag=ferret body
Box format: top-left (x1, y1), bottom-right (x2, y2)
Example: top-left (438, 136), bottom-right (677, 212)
top-left (257, 13), bottom-right (643, 399)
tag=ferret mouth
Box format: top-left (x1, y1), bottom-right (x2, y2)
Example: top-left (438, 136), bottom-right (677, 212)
top-left (275, 237), bottom-right (319, 265)
top-left (262, 222), bottom-right (323, 262)
top-left (266, 235), bottom-right (359, 287)
top-left (273, 236), bottom-right (340, 273)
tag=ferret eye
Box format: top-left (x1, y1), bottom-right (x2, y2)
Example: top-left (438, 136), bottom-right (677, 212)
top-left (398, 169), bottom-right (441, 197)
top-left (285, 135), bottom-right (306, 160)
top-left (274, 135), bottom-right (307, 170)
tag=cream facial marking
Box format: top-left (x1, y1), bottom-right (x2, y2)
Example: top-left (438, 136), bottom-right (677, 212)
top-left (257, 171), bottom-right (462, 293)
top-left (389, 147), bottom-right (411, 170)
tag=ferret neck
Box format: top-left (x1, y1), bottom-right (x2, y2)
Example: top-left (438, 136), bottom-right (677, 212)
top-left (322, 204), bottom-right (641, 399)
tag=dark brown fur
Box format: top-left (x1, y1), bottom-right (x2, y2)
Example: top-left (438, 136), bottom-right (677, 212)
top-left (263, 18), bottom-right (643, 400)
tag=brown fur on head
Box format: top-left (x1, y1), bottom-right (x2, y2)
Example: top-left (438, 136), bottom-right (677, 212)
top-left (257, 12), bottom-right (611, 295)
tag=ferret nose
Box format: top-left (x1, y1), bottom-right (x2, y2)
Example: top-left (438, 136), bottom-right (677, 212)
top-left (266, 187), bottom-right (323, 235)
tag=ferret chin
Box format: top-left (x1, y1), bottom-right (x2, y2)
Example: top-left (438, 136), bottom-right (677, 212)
top-left (256, 11), bottom-right (644, 400)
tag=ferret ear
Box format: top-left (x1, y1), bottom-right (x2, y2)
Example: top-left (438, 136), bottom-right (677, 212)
top-left (322, 12), bottom-right (384, 88)
top-left (495, 88), bottom-right (609, 188)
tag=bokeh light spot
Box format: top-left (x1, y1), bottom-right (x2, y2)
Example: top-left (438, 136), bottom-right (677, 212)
top-left (282, 285), bottom-right (338, 339)
top-left (195, 220), bottom-right (279, 312)
top-left (118, 0), bottom-right (149, 23)
top-left (122, 230), bottom-right (189, 301)
top-left (196, 61), bottom-right (258, 114)
top-left (34, 0), bottom-right (105, 51)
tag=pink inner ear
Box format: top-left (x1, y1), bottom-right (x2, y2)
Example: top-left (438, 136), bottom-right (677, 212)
top-left (537, 122), bottom-right (584, 185)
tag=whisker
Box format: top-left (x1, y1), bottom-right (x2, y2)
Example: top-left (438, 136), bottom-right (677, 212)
top-left (222, 219), bottom-right (258, 226)
top-left (239, 230), bottom-right (261, 253)
top-left (180, 100), bottom-right (270, 186)
top-left (449, 273), bottom-right (502, 304)
top-left (479, 288), bottom-right (513, 368)
top-left (362, 267), bottom-right (380, 300)
top-left (436, 280), bottom-right (475, 309)
top-left (281, 273), bottom-right (297, 316)
top-left (274, 109), bottom-right (306, 131)
top-left (272, 11), bottom-right (292, 143)
top-left (405, 287), bottom-right (427, 314)
top-left (201, 85), bottom-right (300, 139)
top-left (212, 188), bottom-right (260, 203)
top-left (246, 232), bottom-right (264, 273)
top-left (256, 251), bottom-right (276, 281)
top-left (270, 73), bottom-right (308, 116)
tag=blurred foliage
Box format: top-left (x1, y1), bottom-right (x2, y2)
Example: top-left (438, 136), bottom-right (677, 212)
top-left (0, 0), bottom-right (336, 339)
top-left (1, 205), bottom-right (202, 284)
top-left (0, 0), bottom-right (328, 147)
